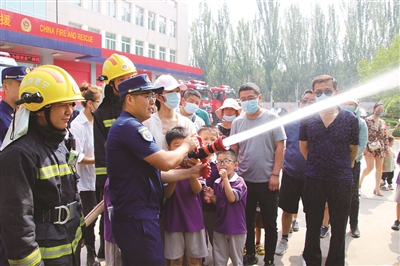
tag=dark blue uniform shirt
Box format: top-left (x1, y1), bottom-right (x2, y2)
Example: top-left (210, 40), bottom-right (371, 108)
top-left (0, 101), bottom-right (13, 146)
top-left (299, 108), bottom-right (359, 184)
top-left (106, 111), bottom-right (162, 215)
top-left (283, 120), bottom-right (307, 179)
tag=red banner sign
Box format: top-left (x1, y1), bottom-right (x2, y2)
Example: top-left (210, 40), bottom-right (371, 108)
top-left (0, 9), bottom-right (101, 48)
top-left (9, 52), bottom-right (40, 64)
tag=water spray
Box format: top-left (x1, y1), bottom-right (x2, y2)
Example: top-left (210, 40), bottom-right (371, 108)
top-left (223, 68), bottom-right (400, 147)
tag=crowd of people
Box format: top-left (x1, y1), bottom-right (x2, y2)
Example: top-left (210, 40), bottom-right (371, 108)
top-left (0, 53), bottom-right (399, 266)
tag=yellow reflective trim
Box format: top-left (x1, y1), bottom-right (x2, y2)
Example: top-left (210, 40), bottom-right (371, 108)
top-left (37, 164), bottom-right (72, 180)
top-left (39, 225), bottom-right (82, 260)
top-left (8, 247), bottom-right (41, 265)
top-left (95, 167), bottom-right (107, 175)
top-left (80, 215), bottom-right (85, 227)
top-left (103, 119), bottom-right (116, 128)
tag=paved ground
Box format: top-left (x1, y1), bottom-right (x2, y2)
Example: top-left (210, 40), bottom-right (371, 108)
top-left (82, 140), bottom-right (400, 266)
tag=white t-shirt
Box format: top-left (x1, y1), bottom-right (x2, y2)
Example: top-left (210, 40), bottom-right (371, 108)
top-left (70, 110), bottom-right (96, 192)
top-left (143, 112), bottom-right (196, 151)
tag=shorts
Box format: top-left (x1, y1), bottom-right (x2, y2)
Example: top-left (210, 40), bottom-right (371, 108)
top-left (278, 171), bottom-right (305, 214)
top-left (164, 229), bottom-right (208, 259)
top-left (394, 184), bottom-right (400, 204)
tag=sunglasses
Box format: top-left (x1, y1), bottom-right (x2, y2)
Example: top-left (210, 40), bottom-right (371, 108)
top-left (314, 89), bottom-right (334, 97)
top-left (300, 99), bottom-right (315, 105)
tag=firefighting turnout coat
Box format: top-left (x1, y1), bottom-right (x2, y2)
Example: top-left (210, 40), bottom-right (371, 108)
top-left (0, 119), bottom-right (85, 266)
top-left (93, 85), bottom-right (122, 189)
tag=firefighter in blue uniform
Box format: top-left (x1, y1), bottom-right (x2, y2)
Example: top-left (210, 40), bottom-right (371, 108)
top-left (93, 54), bottom-right (137, 257)
top-left (0, 65), bottom-right (85, 265)
top-left (106, 74), bottom-right (200, 265)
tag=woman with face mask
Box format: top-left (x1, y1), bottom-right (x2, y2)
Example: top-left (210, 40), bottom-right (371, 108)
top-left (70, 82), bottom-right (103, 266)
top-left (143, 74), bottom-right (196, 151)
top-left (215, 98), bottom-right (242, 137)
top-left (359, 102), bottom-right (389, 196)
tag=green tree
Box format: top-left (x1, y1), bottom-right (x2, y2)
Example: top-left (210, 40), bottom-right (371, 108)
top-left (358, 34), bottom-right (400, 116)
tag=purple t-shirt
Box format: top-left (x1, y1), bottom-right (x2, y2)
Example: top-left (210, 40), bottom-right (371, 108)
top-left (164, 178), bottom-right (204, 232)
top-left (213, 173), bottom-right (247, 236)
top-left (299, 108), bottom-right (359, 184)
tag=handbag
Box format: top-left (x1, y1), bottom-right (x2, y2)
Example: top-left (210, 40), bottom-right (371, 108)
top-left (368, 141), bottom-right (381, 151)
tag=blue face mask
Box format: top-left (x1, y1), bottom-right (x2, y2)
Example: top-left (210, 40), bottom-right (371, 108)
top-left (183, 102), bottom-right (199, 115)
top-left (375, 111), bottom-right (383, 117)
top-left (164, 92), bottom-right (181, 110)
top-left (341, 106), bottom-right (356, 113)
top-left (223, 114), bottom-right (236, 122)
top-left (241, 99), bottom-right (259, 114)
top-left (315, 94), bottom-right (331, 102)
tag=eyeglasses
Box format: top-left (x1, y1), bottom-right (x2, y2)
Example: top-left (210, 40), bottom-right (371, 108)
top-left (314, 90), bottom-right (334, 97)
top-left (239, 95), bottom-right (258, 103)
top-left (130, 92), bottom-right (156, 102)
top-left (300, 99), bottom-right (315, 105)
top-left (216, 159), bottom-right (234, 165)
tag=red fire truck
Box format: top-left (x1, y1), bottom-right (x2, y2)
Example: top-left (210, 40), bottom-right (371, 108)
top-left (184, 79), bottom-right (213, 118)
top-left (210, 85), bottom-right (236, 124)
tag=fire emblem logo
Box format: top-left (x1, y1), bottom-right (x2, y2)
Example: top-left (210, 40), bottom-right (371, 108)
top-left (21, 18), bottom-right (32, 32)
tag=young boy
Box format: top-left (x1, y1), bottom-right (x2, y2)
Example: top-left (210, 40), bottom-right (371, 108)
top-left (381, 136), bottom-right (396, 190)
top-left (204, 149), bottom-right (247, 265)
top-left (392, 151), bottom-right (400, 231)
top-left (198, 125), bottom-right (220, 264)
top-left (163, 126), bottom-right (208, 265)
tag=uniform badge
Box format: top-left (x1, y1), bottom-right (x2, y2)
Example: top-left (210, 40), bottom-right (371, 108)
top-left (138, 126), bottom-right (153, 142)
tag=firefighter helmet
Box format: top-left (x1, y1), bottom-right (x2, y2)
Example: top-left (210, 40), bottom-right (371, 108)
top-left (18, 65), bottom-right (84, 112)
top-left (99, 54), bottom-right (137, 84)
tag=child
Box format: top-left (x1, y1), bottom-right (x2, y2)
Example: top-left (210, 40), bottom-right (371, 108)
top-left (381, 136), bottom-right (396, 190)
top-left (392, 151), bottom-right (400, 231)
top-left (204, 149), bottom-right (247, 265)
top-left (163, 126), bottom-right (208, 265)
top-left (198, 125), bottom-right (220, 264)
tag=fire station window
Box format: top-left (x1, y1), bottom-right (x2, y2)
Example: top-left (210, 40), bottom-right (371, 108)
top-left (69, 0), bottom-right (81, 6)
top-left (169, 50), bottom-right (176, 63)
top-left (121, 2), bottom-right (131, 22)
top-left (105, 0), bottom-right (116, 18)
top-left (87, 0), bottom-right (99, 12)
top-left (135, 41), bottom-right (144, 56)
top-left (159, 17), bottom-right (166, 34)
top-left (170, 21), bottom-right (176, 37)
top-left (69, 22), bottom-right (81, 29)
top-left (148, 44), bottom-right (155, 58)
top-left (159, 47), bottom-right (166, 61)
top-left (135, 7), bottom-right (144, 26)
top-left (148, 12), bottom-right (156, 31)
top-left (106, 32), bottom-right (116, 50)
top-left (121, 37), bottom-right (131, 53)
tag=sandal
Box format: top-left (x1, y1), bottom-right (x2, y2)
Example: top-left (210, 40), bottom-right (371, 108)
top-left (255, 244), bottom-right (265, 255)
top-left (380, 186), bottom-right (389, 191)
top-left (373, 189), bottom-right (384, 196)
top-left (388, 184), bottom-right (394, 190)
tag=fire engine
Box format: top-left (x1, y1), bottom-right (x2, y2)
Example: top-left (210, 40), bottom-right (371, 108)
top-left (210, 85), bottom-right (236, 124)
top-left (0, 51), bottom-right (18, 101)
top-left (184, 79), bottom-right (213, 119)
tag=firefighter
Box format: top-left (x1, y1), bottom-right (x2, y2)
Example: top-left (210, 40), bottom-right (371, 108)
top-left (0, 65), bottom-right (85, 265)
top-left (94, 53), bottom-right (137, 258)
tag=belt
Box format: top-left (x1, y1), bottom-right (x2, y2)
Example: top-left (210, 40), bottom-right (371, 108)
top-left (113, 209), bottom-right (160, 221)
top-left (34, 201), bottom-right (78, 225)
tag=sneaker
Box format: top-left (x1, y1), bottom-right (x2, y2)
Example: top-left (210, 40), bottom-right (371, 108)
top-left (350, 226), bottom-right (360, 238)
top-left (255, 244), bottom-right (265, 255)
top-left (391, 220), bottom-right (400, 231)
top-left (388, 184), bottom-right (394, 190)
top-left (320, 225), bottom-right (330, 238)
top-left (291, 220), bottom-right (299, 232)
top-left (243, 254), bottom-right (258, 265)
top-left (275, 238), bottom-right (289, 255)
top-left (264, 260), bottom-right (275, 266)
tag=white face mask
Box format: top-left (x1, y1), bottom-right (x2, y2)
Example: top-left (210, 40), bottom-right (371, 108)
top-left (183, 102), bottom-right (199, 114)
top-left (223, 114), bottom-right (236, 122)
top-left (315, 94), bottom-right (331, 102)
top-left (164, 92), bottom-right (181, 110)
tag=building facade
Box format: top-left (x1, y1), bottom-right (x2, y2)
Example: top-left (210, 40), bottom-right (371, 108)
top-left (0, 0), bottom-right (201, 86)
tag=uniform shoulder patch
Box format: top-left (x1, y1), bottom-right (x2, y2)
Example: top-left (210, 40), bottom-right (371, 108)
top-left (138, 126), bottom-right (153, 142)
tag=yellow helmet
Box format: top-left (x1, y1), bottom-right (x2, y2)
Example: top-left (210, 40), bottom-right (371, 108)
top-left (99, 54), bottom-right (137, 84)
top-left (18, 65), bottom-right (84, 112)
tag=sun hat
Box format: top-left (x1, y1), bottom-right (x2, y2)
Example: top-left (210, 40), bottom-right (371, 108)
top-left (216, 98), bottom-right (242, 120)
top-left (153, 74), bottom-right (187, 91)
